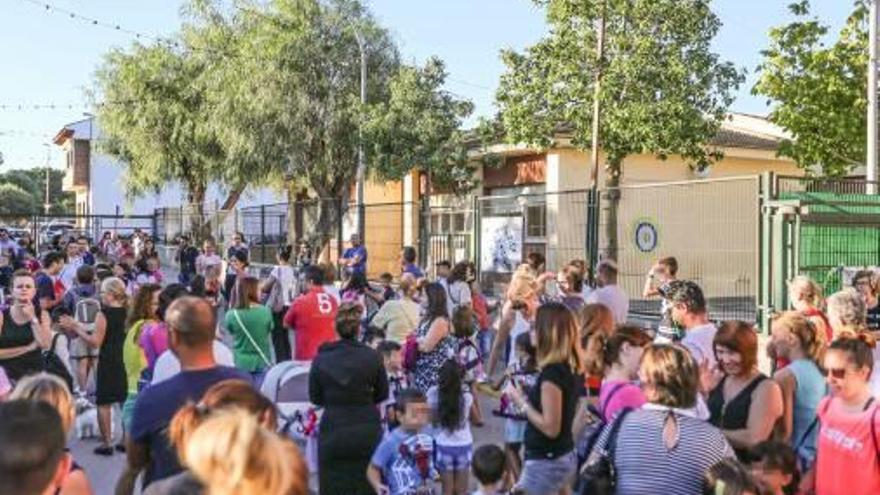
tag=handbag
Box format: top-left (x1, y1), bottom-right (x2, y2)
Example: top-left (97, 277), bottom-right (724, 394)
top-left (402, 333), bottom-right (420, 372)
top-left (232, 309), bottom-right (273, 368)
top-left (579, 407), bottom-right (633, 495)
top-left (42, 333), bottom-right (74, 391)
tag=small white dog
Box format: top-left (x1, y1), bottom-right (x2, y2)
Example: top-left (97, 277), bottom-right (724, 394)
top-left (74, 396), bottom-right (100, 440)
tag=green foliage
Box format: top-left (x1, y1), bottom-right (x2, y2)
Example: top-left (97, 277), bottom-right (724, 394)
top-left (0, 183), bottom-right (37, 215)
top-left (497, 0), bottom-right (743, 172)
top-left (0, 168), bottom-right (73, 214)
top-left (94, 41), bottom-right (225, 207)
top-left (754, 1), bottom-right (868, 176)
top-left (0, 170), bottom-right (39, 198)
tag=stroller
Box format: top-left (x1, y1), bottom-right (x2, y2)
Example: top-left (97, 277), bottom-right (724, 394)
top-left (260, 361), bottom-right (322, 472)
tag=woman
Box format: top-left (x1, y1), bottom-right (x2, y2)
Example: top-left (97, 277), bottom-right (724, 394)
top-left (186, 409), bottom-right (308, 495)
top-left (262, 245), bottom-right (296, 362)
top-left (579, 303), bottom-right (616, 398)
top-left (341, 271), bottom-right (382, 319)
top-left (11, 373), bottom-right (94, 495)
top-left (309, 302), bottom-right (388, 495)
top-left (139, 284), bottom-right (190, 372)
top-left (412, 283), bottom-right (457, 392)
top-left (369, 273), bottom-right (420, 343)
top-left (706, 321), bottom-right (783, 461)
top-left (803, 336), bottom-right (880, 495)
top-left (447, 261), bottom-right (473, 314)
top-left (789, 275), bottom-right (832, 344)
top-left (139, 237), bottom-right (160, 266)
top-left (224, 277), bottom-right (274, 386)
top-left (225, 251), bottom-right (250, 308)
top-left (826, 288), bottom-right (867, 339)
top-left (63, 277), bottom-right (129, 456)
top-left (770, 311), bottom-right (826, 471)
top-left (507, 302), bottom-right (581, 495)
top-left (583, 325), bottom-right (651, 422)
top-left (589, 344), bottom-right (734, 495)
top-left (121, 283), bottom-right (161, 433)
top-left (486, 272), bottom-right (539, 377)
top-left (0, 269), bottom-right (52, 381)
top-left (144, 379), bottom-right (279, 495)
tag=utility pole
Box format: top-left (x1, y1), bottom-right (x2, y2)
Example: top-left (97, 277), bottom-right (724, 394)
top-left (869, 0), bottom-right (879, 193)
top-left (588, 3), bottom-right (607, 264)
top-left (354, 30), bottom-right (367, 240)
top-left (42, 143), bottom-right (51, 215)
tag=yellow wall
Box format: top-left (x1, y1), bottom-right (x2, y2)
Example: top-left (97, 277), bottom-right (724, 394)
top-left (362, 180), bottom-right (404, 278)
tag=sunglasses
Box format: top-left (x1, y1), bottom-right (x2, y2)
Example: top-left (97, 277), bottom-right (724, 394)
top-left (822, 367), bottom-right (850, 379)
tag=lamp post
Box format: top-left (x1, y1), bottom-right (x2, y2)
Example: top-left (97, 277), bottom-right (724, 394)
top-left (42, 143), bottom-right (51, 215)
top-left (351, 25), bottom-right (367, 241)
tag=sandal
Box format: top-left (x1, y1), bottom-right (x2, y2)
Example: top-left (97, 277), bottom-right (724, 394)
top-left (94, 445), bottom-right (114, 456)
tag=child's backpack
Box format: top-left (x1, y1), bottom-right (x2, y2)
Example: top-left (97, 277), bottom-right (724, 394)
top-left (73, 289), bottom-right (101, 337)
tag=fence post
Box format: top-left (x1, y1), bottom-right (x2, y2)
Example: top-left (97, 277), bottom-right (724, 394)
top-left (260, 204), bottom-right (267, 264)
top-left (473, 195), bottom-right (481, 281)
top-left (337, 198), bottom-right (344, 273)
top-left (179, 205), bottom-right (184, 240)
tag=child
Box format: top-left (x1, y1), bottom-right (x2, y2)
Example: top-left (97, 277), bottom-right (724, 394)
top-left (380, 272), bottom-right (396, 303)
top-left (452, 305), bottom-right (484, 426)
top-left (750, 441), bottom-right (799, 495)
top-left (134, 257), bottom-right (163, 286)
top-left (471, 444), bottom-right (508, 495)
top-left (368, 388), bottom-right (438, 495)
top-left (493, 331), bottom-right (538, 481)
top-left (428, 360), bottom-right (473, 495)
top-left (378, 340), bottom-right (407, 431)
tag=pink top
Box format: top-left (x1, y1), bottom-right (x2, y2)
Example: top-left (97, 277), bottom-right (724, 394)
top-left (598, 380), bottom-right (646, 422)
top-left (816, 396), bottom-right (880, 495)
top-left (138, 321), bottom-right (169, 369)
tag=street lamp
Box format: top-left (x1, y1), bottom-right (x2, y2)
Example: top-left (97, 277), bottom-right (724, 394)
top-left (349, 24), bottom-right (367, 241)
top-left (42, 143), bottom-right (51, 215)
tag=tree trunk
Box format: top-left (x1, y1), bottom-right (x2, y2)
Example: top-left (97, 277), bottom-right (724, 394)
top-left (186, 181), bottom-right (208, 243)
top-left (600, 157), bottom-right (622, 262)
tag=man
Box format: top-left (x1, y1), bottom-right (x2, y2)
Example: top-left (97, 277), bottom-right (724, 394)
top-left (435, 260), bottom-right (452, 290)
top-left (175, 235), bottom-right (200, 285)
top-left (35, 251), bottom-right (66, 315)
top-left (77, 236), bottom-right (95, 266)
top-left (59, 265), bottom-right (99, 394)
top-left (223, 232), bottom-right (249, 300)
top-left (0, 228), bottom-right (21, 257)
top-left (852, 270), bottom-right (880, 331)
top-left (284, 265), bottom-right (339, 361)
top-left (400, 245), bottom-right (424, 279)
top-left (340, 233), bottom-right (368, 276)
top-left (0, 401), bottom-right (72, 495)
top-left (643, 256), bottom-right (678, 301)
top-left (119, 297), bottom-right (246, 493)
top-left (661, 280), bottom-right (718, 369)
top-left (58, 240), bottom-right (83, 290)
top-left (586, 260), bottom-right (630, 324)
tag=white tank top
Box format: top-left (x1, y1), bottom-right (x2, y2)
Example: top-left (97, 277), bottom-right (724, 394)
top-left (509, 310), bottom-right (531, 366)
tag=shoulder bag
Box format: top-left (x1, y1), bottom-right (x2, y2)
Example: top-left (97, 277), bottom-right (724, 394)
top-left (232, 309), bottom-right (273, 368)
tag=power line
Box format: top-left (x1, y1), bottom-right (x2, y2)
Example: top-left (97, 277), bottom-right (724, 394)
top-left (19, 0), bottom-right (174, 45)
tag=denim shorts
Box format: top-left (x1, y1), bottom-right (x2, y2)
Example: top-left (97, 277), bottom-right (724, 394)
top-left (435, 443), bottom-right (473, 473)
top-left (516, 451), bottom-right (577, 495)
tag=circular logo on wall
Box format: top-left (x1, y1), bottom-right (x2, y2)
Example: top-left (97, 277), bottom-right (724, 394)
top-left (634, 221), bottom-right (658, 253)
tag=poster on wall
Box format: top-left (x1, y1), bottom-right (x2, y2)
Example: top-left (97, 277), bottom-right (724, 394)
top-left (480, 216), bottom-right (523, 273)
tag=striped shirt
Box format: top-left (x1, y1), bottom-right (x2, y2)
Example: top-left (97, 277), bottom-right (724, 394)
top-left (595, 405), bottom-right (734, 495)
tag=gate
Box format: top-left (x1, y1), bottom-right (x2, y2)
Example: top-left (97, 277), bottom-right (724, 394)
top-left (759, 174), bottom-right (880, 331)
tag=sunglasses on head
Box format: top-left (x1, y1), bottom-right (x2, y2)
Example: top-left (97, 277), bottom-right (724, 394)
top-left (822, 367), bottom-right (850, 379)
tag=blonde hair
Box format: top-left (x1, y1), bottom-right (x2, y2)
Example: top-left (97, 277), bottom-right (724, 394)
top-left (10, 373), bottom-right (75, 434)
top-left (640, 344), bottom-right (699, 409)
top-left (507, 270), bottom-right (538, 306)
top-left (534, 302), bottom-right (581, 372)
top-left (772, 311), bottom-right (825, 365)
top-left (788, 276), bottom-right (823, 307)
top-left (101, 277), bottom-right (128, 305)
top-left (186, 408), bottom-right (308, 495)
top-left (827, 288), bottom-right (867, 337)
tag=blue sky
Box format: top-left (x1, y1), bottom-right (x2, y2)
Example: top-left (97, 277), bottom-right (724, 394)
top-left (0, 0), bottom-right (850, 170)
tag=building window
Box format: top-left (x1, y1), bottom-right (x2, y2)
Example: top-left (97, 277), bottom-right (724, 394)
top-left (525, 204), bottom-right (546, 238)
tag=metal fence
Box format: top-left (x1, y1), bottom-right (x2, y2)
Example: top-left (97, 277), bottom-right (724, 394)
top-left (0, 213), bottom-right (155, 252)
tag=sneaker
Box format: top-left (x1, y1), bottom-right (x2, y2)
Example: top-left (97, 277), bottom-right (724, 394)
top-left (93, 445), bottom-right (114, 456)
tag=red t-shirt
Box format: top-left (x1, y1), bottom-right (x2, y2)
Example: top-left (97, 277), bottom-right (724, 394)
top-left (471, 292), bottom-right (490, 330)
top-left (283, 287), bottom-right (339, 361)
top-left (815, 396), bottom-right (880, 495)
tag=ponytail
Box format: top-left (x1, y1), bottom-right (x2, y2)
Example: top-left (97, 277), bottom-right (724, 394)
top-left (583, 325), bottom-right (651, 377)
top-left (773, 312), bottom-right (825, 366)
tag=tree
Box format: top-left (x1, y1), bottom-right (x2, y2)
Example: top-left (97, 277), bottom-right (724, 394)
top-left (753, 1), bottom-right (867, 176)
top-left (0, 183), bottom-right (37, 216)
top-left (93, 41), bottom-right (226, 238)
top-left (183, 0), bottom-right (474, 254)
top-left (495, 0), bottom-right (743, 259)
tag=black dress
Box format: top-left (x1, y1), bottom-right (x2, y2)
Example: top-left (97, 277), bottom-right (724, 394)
top-left (309, 339), bottom-right (389, 495)
top-left (0, 308), bottom-right (42, 382)
top-left (95, 305), bottom-right (128, 405)
top-left (707, 374), bottom-right (768, 461)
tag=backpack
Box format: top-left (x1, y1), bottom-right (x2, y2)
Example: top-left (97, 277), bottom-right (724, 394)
top-left (576, 383), bottom-right (629, 469)
top-left (73, 289), bottom-right (101, 336)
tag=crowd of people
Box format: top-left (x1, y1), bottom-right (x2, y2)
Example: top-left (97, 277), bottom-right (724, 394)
top-left (1, 224), bottom-right (880, 495)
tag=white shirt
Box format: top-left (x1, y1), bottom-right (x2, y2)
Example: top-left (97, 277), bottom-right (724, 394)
top-left (59, 257), bottom-right (83, 290)
top-left (446, 280), bottom-right (472, 316)
top-left (587, 284), bottom-right (630, 324)
top-left (151, 341), bottom-right (235, 384)
top-left (271, 265), bottom-right (297, 306)
top-left (322, 284), bottom-right (341, 304)
top-left (427, 385), bottom-right (473, 446)
top-left (870, 348), bottom-right (880, 398)
top-left (681, 323), bottom-right (719, 368)
top-left (196, 253), bottom-right (223, 276)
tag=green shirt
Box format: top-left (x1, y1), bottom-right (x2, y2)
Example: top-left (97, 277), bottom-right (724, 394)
top-left (224, 305), bottom-right (274, 372)
top-left (122, 320), bottom-right (149, 393)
